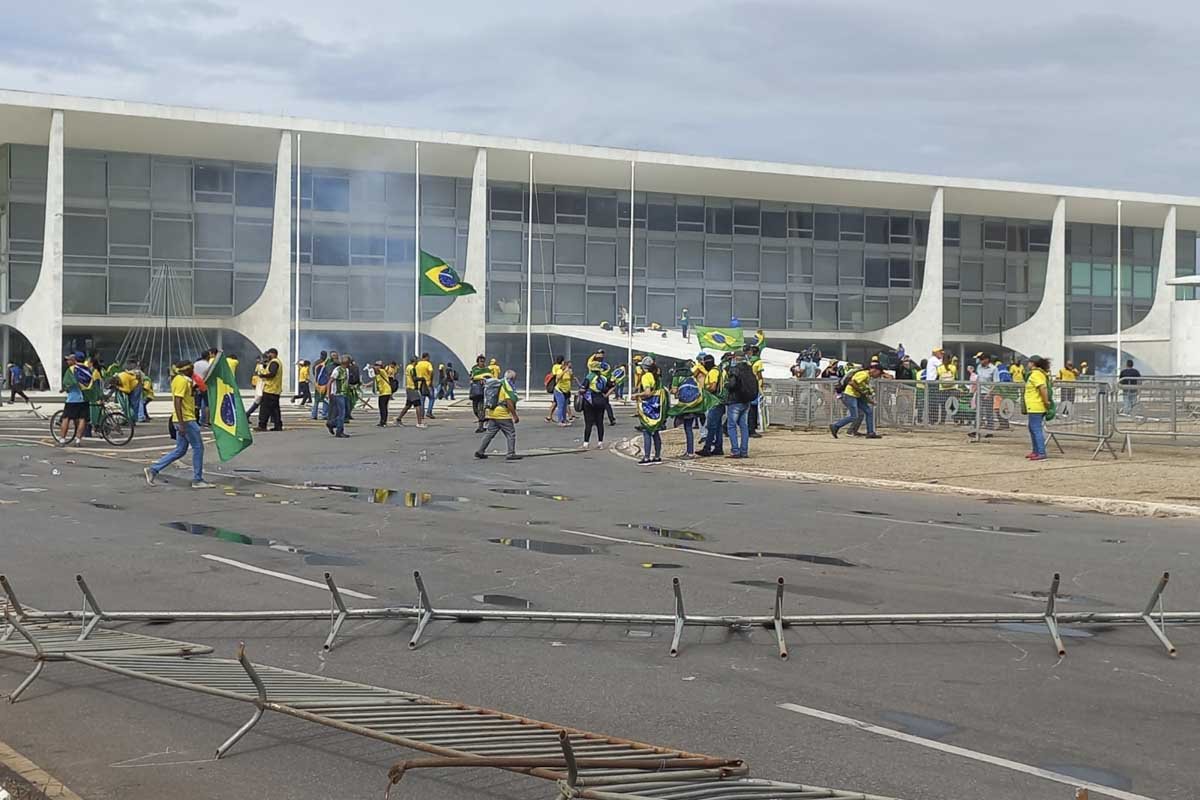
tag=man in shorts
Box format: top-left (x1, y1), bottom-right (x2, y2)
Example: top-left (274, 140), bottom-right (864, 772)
top-left (58, 352), bottom-right (89, 446)
top-left (395, 356), bottom-right (427, 428)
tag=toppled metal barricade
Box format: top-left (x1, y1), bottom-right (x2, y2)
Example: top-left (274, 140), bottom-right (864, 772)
top-left (1, 614), bottom-right (900, 799)
top-left (4, 570), bottom-right (1194, 662)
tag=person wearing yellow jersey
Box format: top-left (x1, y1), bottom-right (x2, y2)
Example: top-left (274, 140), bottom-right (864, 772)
top-left (106, 367), bottom-right (141, 421)
top-left (697, 354), bottom-right (726, 457)
top-left (1057, 360), bottom-right (1078, 402)
top-left (633, 357), bottom-right (664, 463)
top-left (488, 358), bottom-right (501, 379)
top-left (830, 362), bottom-right (883, 439)
top-left (144, 360), bottom-right (214, 489)
top-left (1010, 361), bottom-right (1025, 383)
top-left (292, 360), bottom-right (312, 406)
top-left (746, 345), bottom-right (765, 438)
top-left (373, 360), bottom-right (393, 427)
top-left (415, 353), bottom-right (436, 418)
top-left (475, 368), bottom-right (521, 461)
top-left (553, 359), bottom-right (574, 425)
top-left (1024, 356), bottom-right (1051, 460)
top-left (395, 356), bottom-right (427, 428)
top-left (547, 356), bottom-right (565, 422)
top-left (254, 347), bottom-right (284, 432)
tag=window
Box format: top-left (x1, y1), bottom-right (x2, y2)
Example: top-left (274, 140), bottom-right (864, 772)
top-left (313, 229), bottom-right (349, 265)
top-left (866, 215), bottom-right (888, 245)
top-left (556, 190), bottom-right (586, 224)
top-left (761, 295), bottom-right (785, 328)
top-left (960, 259), bottom-right (983, 292)
top-left (235, 171), bottom-right (274, 207)
top-left (556, 232), bottom-right (586, 266)
top-left (943, 218), bottom-right (960, 246)
top-left (152, 217), bottom-right (193, 261)
top-left (788, 210), bottom-right (813, 237)
top-left (648, 243), bottom-right (675, 278)
top-left (839, 211), bottom-right (864, 242)
top-left (889, 256), bottom-right (912, 286)
top-left (1029, 224), bottom-right (1051, 252)
top-left (195, 164), bottom-right (233, 194)
top-left (530, 191), bottom-right (554, 224)
top-left (64, 154), bottom-right (107, 198)
top-left (110, 208), bottom-right (151, 247)
top-left (814, 212), bottom-right (838, 242)
top-left (648, 200), bottom-right (675, 232)
top-left (491, 186), bottom-right (523, 221)
top-left (705, 206), bottom-right (732, 235)
top-left (890, 215), bottom-right (911, 244)
top-left (733, 202), bottom-right (759, 234)
top-left (761, 210), bottom-right (786, 239)
top-left (677, 200), bottom-right (704, 232)
top-left (313, 176), bottom-right (350, 212)
top-left (704, 245), bottom-right (732, 281)
top-left (865, 257), bottom-right (889, 287)
top-left (64, 214), bottom-right (106, 256)
top-left (733, 242), bottom-right (759, 276)
top-left (1006, 224), bottom-right (1028, 252)
top-left (1070, 262), bottom-right (1092, 295)
top-left (587, 239), bottom-right (617, 276)
top-left (587, 195), bottom-right (617, 228)
top-left (984, 221), bottom-right (1006, 249)
top-left (1092, 264), bottom-right (1113, 297)
top-left (814, 252), bottom-right (838, 285)
top-left (194, 213), bottom-right (234, 250)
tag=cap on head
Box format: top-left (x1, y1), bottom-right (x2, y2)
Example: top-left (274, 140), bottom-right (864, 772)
top-left (868, 362), bottom-right (884, 371)
top-left (641, 356), bottom-right (654, 368)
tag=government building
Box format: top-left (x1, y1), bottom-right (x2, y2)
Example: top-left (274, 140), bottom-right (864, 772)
top-left (2, 89), bottom-right (1198, 391)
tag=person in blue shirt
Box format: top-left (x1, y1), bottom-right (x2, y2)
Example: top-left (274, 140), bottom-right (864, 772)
top-left (7, 361), bottom-right (30, 404)
top-left (58, 353), bottom-right (89, 445)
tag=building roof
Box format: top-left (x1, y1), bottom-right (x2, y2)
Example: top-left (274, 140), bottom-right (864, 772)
top-left (1, 88), bottom-right (1197, 227)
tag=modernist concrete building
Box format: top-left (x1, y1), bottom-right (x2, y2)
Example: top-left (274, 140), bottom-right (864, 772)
top-left (2, 89), bottom-right (1199, 391)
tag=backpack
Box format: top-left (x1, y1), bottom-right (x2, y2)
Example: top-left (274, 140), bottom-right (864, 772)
top-left (544, 371), bottom-right (556, 393)
top-left (835, 371), bottom-right (854, 395)
top-left (484, 377), bottom-right (503, 410)
top-left (729, 361), bottom-right (759, 403)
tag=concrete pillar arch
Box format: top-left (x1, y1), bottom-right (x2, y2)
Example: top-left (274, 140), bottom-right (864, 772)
top-left (427, 147), bottom-right (488, 370)
top-left (0, 110), bottom-right (63, 390)
top-left (224, 130), bottom-right (294, 391)
top-left (1002, 197), bottom-right (1066, 367)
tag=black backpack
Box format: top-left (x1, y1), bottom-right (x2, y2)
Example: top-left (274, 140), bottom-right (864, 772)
top-left (728, 362), bottom-right (759, 403)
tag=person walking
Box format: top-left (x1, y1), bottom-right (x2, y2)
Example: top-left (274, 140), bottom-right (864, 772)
top-left (1024, 355), bottom-right (1051, 460)
top-left (6, 361), bottom-right (30, 404)
top-left (546, 355), bottom-right (565, 422)
top-left (292, 360), bottom-right (312, 405)
top-left (373, 360), bottom-right (393, 427)
top-left (192, 349), bottom-right (213, 424)
top-left (325, 355), bottom-right (351, 438)
top-left (475, 369), bottom-right (521, 461)
top-left (143, 360), bottom-right (214, 488)
top-left (553, 359), bottom-right (573, 425)
top-left (255, 347), bottom-right (284, 431)
top-left (974, 353), bottom-right (998, 434)
top-left (680, 307), bottom-right (690, 341)
top-left (830, 362), bottom-right (883, 439)
top-left (310, 351), bottom-right (330, 420)
top-left (724, 352), bottom-right (759, 458)
top-left (396, 356), bottom-right (427, 428)
top-left (469, 355), bottom-right (490, 433)
top-left (445, 363), bottom-right (458, 400)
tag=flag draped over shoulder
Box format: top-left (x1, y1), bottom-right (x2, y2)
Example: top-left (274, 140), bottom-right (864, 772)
top-left (418, 251), bottom-right (476, 296)
top-left (695, 326), bottom-right (744, 351)
top-left (637, 388), bottom-right (670, 433)
top-left (667, 377), bottom-right (716, 418)
top-left (207, 355), bottom-right (253, 461)
top-left (609, 364), bottom-right (627, 388)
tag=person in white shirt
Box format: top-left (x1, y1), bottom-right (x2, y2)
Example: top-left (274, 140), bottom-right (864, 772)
top-left (923, 347), bottom-right (943, 381)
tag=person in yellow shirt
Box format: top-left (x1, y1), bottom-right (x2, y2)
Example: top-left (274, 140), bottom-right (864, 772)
top-left (488, 358), bottom-right (501, 379)
top-left (143, 360), bottom-right (214, 489)
top-left (372, 360), bottom-right (393, 427)
top-left (1057, 360), bottom-right (1078, 402)
top-left (107, 367), bottom-right (142, 421)
top-left (254, 347), bottom-right (284, 432)
top-left (547, 356), bottom-right (565, 422)
top-left (831, 362), bottom-right (883, 438)
top-left (553, 359), bottom-right (574, 425)
top-left (1010, 361), bottom-right (1025, 383)
top-left (474, 368), bottom-right (521, 461)
top-left (292, 360), bottom-right (312, 406)
top-left (697, 354), bottom-right (726, 457)
top-left (415, 352), bottom-right (436, 419)
top-left (1024, 356), bottom-right (1051, 460)
top-left (396, 356), bottom-right (427, 428)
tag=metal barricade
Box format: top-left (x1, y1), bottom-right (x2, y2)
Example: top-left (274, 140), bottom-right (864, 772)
top-left (1112, 377), bottom-right (1200, 450)
top-left (760, 379), bottom-right (839, 430)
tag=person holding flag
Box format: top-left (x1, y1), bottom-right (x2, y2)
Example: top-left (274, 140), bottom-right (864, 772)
top-left (206, 352), bottom-right (255, 460)
top-left (633, 357), bottom-right (668, 465)
top-left (668, 359), bottom-right (715, 458)
top-left (57, 352), bottom-right (91, 446)
top-left (143, 360), bottom-right (216, 488)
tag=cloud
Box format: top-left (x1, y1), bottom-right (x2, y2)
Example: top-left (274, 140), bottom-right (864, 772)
top-left (1, 0), bottom-right (1198, 193)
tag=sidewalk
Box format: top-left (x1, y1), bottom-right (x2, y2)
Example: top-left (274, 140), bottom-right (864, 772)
top-left (650, 427), bottom-right (1200, 511)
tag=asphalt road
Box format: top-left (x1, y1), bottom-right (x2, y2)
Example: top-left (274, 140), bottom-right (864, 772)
top-left (1, 399), bottom-right (1197, 800)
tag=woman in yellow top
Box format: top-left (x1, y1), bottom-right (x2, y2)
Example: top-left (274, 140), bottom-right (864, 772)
top-left (1024, 356), bottom-right (1051, 461)
top-left (292, 361), bottom-right (312, 406)
top-left (553, 360), bottom-right (573, 425)
top-left (372, 360), bottom-right (393, 427)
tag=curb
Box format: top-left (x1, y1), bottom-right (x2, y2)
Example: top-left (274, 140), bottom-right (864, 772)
top-left (613, 437), bottom-right (1200, 519)
top-left (0, 741), bottom-right (83, 800)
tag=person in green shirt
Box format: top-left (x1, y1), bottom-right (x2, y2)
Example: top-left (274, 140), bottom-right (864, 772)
top-left (326, 355), bottom-right (352, 438)
top-left (469, 355), bottom-right (491, 433)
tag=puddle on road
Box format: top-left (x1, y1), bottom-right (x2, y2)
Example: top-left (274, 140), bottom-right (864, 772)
top-left (1038, 763), bottom-right (1133, 791)
top-left (995, 622), bottom-right (1094, 639)
top-left (728, 552), bottom-right (858, 568)
top-left (488, 537), bottom-right (597, 555)
top-left (640, 563), bottom-right (683, 569)
top-left (90, 502), bottom-right (123, 510)
top-left (321, 486), bottom-right (472, 507)
top-left (617, 523), bottom-right (706, 541)
top-left (490, 489), bottom-right (572, 501)
top-left (472, 594), bottom-right (535, 609)
top-left (165, 521), bottom-right (361, 566)
top-left (878, 711), bottom-right (957, 740)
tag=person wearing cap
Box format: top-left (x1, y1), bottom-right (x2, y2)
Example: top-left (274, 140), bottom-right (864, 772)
top-left (58, 352), bottom-right (90, 445)
top-left (894, 355), bottom-right (917, 381)
top-left (1057, 360), bottom-right (1078, 403)
top-left (373, 360), bottom-right (393, 426)
top-left (144, 360), bottom-right (215, 488)
top-left (1079, 361), bottom-right (1089, 377)
top-left (633, 356), bottom-right (664, 464)
top-left (697, 353), bottom-right (725, 456)
top-left (254, 347), bottom-right (284, 432)
top-left (830, 362), bottom-right (883, 439)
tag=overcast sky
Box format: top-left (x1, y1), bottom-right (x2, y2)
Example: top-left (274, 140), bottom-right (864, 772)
top-left (3, 0), bottom-right (1197, 193)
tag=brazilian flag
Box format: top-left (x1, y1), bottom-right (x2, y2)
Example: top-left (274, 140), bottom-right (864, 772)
top-left (207, 354), bottom-right (253, 461)
top-left (610, 364), bottom-right (627, 388)
top-left (637, 388), bottom-right (669, 433)
top-left (418, 251), bottom-right (476, 296)
top-left (695, 325), bottom-right (744, 351)
top-left (746, 330), bottom-right (766, 349)
top-left (667, 377), bottom-right (715, 418)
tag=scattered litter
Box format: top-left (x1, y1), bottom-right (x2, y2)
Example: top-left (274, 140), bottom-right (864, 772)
top-left (682, 676), bottom-right (697, 681)
top-left (19, 487), bottom-right (47, 493)
top-left (550, 641), bottom-right (566, 647)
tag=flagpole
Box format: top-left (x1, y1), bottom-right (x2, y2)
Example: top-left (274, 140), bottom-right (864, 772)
top-left (626, 160), bottom-right (636, 402)
top-left (294, 132), bottom-right (301, 390)
top-left (1115, 199), bottom-right (1122, 374)
top-left (414, 142), bottom-right (422, 358)
top-left (525, 153), bottom-right (534, 398)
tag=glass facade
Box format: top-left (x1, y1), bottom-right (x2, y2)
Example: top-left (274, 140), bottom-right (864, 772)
top-left (4, 144), bottom-right (277, 316)
top-left (1066, 222), bottom-right (1159, 335)
top-left (291, 160), bottom-right (470, 323)
top-left (1176, 229), bottom-right (1198, 301)
top-left (942, 215), bottom-right (1050, 335)
top-left (486, 183), bottom-right (927, 332)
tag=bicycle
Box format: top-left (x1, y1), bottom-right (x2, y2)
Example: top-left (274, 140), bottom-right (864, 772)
top-left (51, 390), bottom-right (135, 446)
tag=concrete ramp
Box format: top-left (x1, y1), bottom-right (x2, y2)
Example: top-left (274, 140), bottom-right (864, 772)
top-left (547, 325), bottom-right (801, 379)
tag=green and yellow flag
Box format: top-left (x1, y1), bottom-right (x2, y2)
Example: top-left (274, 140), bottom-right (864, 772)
top-left (418, 251), bottom-right (476, 297)
top-left (207, 354), bottom-right (253, 461)
top-left (695, 325), bottom-right (744, 351)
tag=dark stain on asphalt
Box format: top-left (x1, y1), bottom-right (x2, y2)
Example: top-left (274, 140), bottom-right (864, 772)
top-left (1011, 589), bottom-right (1110, 605)
top-left (728, 552), bottom-right (858, 568)
top-left (995, 622), bottom-right (1094, 638)
top-left (1038, 763), bottom-right (1133, 791)
top-left (472, 593), bottom-right (535, 609)
top-left (640, 563), bottom-right (684, 569)
top-left (932, 520), bottom-right (1040, 534)
top-left (851, 509), bottom-right (891, 516)
top-left (90, 502), bottom-right (122, 510)
top-left (731, 580), bottom-right (879, 604)
top-left (617, 523), bottom-right (706, 541)
top-left (878, 711), bottom-right (957, 740)
top-left (165, 521), bottom-right (361, 566)
top-left (488, 537), bottom-right (597, 555)
top-left (490, 489), bottom-right (572, 501)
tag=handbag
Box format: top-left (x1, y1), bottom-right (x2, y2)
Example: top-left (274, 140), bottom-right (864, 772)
top-left (573, 392), bottom-right (584, 413)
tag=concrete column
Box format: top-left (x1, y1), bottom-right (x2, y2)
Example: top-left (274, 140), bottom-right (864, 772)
top-left (429, 147), bottom-right (488, 368)
top-left (1003, 197), bottom-right (1066, 367)
top-left (227, 130), bottom-right (294, 391)
top-left (867, 187), bottom-right (943, 361)
top-left (1123, 206), bottom-right (1175, 347)
top-left (0, 110), bottom-right (64, 390)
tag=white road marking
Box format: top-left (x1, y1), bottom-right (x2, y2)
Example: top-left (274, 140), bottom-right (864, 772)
top-left (559, 529), bottom-right (749, 561)
top-left (200, 554), bottom-right (376, 599)
top-left (778, 702), bottom-right (1155, 800)
top-left (815, 509), bottom-right (1039, 537)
